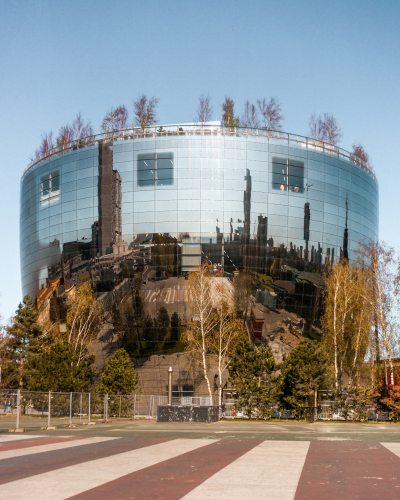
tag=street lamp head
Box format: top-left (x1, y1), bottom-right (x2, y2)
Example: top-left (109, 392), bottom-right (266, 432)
top-left (168, 366), bottom-right (173, 373)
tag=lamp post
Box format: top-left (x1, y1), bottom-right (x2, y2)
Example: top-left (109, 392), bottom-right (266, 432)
top-left (168, 367), bottom-right (173, 406)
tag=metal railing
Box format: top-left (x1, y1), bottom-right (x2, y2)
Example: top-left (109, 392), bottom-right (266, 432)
top-left (23, 124), bottom-right (376, 182)
top-left (171, 396), bottom-right (212, 406)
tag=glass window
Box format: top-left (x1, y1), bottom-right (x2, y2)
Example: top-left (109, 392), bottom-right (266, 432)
top-left (40, 171), bottom-right (60, 207)
top-left (271, 158), bottom-right (304, 193)
top-left (137, 152), bottom-right (173, 187)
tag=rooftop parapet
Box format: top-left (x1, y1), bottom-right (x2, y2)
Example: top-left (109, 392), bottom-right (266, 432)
top-left (22, 124), bottom-right (377, 183)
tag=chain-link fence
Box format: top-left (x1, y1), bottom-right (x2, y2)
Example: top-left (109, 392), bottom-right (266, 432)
top-left (2, 389), bottom-right (385, 430)
top-left (0, 390), bottom-right (172, 431)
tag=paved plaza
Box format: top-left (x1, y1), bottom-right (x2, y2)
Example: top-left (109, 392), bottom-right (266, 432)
top-left (1, 419), bottom-right (400, 499)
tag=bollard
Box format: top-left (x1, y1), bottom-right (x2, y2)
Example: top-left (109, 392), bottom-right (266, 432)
top-left (48, 391), bottom-right (51, 428)
top-left (16, 390), bottom-right (20, 429)
top-left (88, 392), bottom-right (91, 424)
top-left (168, 367), bottom-right (173, 406)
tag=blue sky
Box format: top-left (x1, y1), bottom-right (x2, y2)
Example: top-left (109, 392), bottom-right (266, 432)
top-left (1, 0), bottom-right (399, 320)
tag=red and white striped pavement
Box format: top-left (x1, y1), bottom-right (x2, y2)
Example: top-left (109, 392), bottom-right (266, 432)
top-left (1, 434), bottom-right (400, 499)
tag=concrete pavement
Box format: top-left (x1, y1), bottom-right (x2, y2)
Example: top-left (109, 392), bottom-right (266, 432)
top-left (2, 420), bottom-right (400, 498)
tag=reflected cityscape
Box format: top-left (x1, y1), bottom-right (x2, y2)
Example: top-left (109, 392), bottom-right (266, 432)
top-left (20, 125), bottom-right (379, 395)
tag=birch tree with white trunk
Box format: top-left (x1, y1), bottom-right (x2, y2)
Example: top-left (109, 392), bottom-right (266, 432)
top-left (185, 264), bottom-right (216, 403)
top-left (211, 278), bottom-right (244, 405)
top-left (357, 241), bottom-right (400, 385)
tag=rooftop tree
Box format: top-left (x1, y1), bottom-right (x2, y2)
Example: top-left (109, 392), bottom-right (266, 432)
top-left (71, 112), bottom-right (93, 141)
top-left (133, 94), bottom-right (159, 131)
top-left (308, 113), bottom-right (326, 141)
top-left (56, 112), bottom-right (93, 147)
top-left (195, 94), bottom-right (213, 126)
top-left (351, 143), bottom-right (370, 164)
top-left (101, 105), bottom-right (129, 134)
top-left (323, 113), bottom-right (342, 145)
top-left (241, 101), bottom-right (259, 130)
top-left (32, 131), bottom-right (54, 160)
top-left (257, 97), bottom-right (283, 132)
top-left (221, 97), bottom-right (240, 128)
top-left (308, 112), bottom-right (342, 145)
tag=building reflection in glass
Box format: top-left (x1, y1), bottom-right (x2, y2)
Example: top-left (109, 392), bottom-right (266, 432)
top-left (20, 127), bottom-right (379, 365)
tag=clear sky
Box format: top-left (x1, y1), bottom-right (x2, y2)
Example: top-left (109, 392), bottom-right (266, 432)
top-left (1, 0), bottom-right (399, 320)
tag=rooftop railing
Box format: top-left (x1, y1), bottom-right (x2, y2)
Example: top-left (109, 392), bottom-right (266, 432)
top-left (23, 124), bottom-right (377, 182)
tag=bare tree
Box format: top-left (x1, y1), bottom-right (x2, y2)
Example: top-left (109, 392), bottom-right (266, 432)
top-left (308, 113), bottom-right (326, 141)
top-left (308, 112), bottom-right (342, 145)
top-left (351, 143), bottom-right (370, 164)
top-left (72, 112), bottom-right (93, 141)
top-left (322, 262), bottom-right (358, 389)
top-left (66, 282), bottom-right (103, 366)
top-left (357, 241), bottom-right (400, 385)
top-left (56, 125), bottom-right (73, 147)
top-left (195, 94), bottom-right (213, 126)
top-left (241, 101), bottom-right (259, 130)
top-left (32, 131), bottom-right (54, 160)
top-left (101, 105), bottom-right (129, 134)
top-left (347, 269), bottom-right (372, 388)
top-left (323, 113), bottom-right (342, 145)
top-left (257, 97), bottom-right (283, 133)
top-left (184, 264), bottom-right (215, 403)
top-left (56, 113), bottom-right (92, 148)
top-left (221, 96), bottom-right (240, 128)
top-left (133, 94), bottom-right (159, 131)
top-left (211, 279), bottom-right (244, 405)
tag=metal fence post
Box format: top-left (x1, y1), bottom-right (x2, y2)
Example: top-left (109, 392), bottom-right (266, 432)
top-left (48, 391), bottom-right (51, 428)
top-left (168, 367), bottom-right (173, 405)
top-left (16, 389), bottom-right (20, 429)
top-left (134, 394), bottom-right (136, 417)
top-left (104, 393), bottom-right (108, 422)
top-left (119, 395), bottom-right (121, 420)
top-left (88, 392), bottom-right (91, 424)
top-left (69, 392), bottom-right (72, 425)
top-left (80, 393), bottom-right (82, 423)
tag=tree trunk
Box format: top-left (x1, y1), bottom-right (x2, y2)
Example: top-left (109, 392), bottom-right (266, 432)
top-left (201, 326), bottom-right (213, 405)
top-left (314, 390), bottom-right (318, 422)
top-left (202, 352), bottom-right (213, 405)
top-left (389, 357), bottom-right (395, 386)
top-left (218, 357), bottom-right (222, 407)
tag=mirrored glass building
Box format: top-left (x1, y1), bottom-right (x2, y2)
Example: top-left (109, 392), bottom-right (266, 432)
top-left (20, 124), bottom-right (379, 378)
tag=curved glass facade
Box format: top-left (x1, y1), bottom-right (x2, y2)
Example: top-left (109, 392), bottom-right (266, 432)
top-left (20, 126), bottom-right (379, 354)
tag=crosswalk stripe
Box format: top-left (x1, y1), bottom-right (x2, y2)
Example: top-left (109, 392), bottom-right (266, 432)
top-left (0, 436), bottom-right (83, 453)
top-left (0, 436), bottom-right (117, 460)
top-left (381, 442), bottom-right (400, 457)
top-left (0, 437), bottom-right (170, 487)
top-left (181, 440), bottom-right (310, 500)
top-left (0, 434), bottom-right (56, 443)
top-left (295, 441), bottom-right (400, 499)
top-left (70, 438), bottom-right (261, 500)
top-left (0, 438), bottom-right (218, 500)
